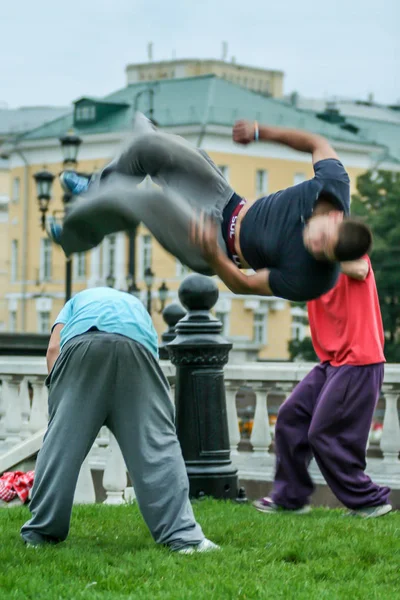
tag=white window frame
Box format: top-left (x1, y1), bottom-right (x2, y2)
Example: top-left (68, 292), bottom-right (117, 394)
top-left (11, 239), bottom-right (18, 283)
top-left (139, 234), bottom-right (152, 279)
top-left (215, 310), bottom-right (230, 337)
top-left (40, 238), bottom-right (52, 282)
top-left (76, 105), bottom-right (96, 121)
top-left (73, 252), bottom-right (86, 281)
top-left (255, 169), bottom-right (268, 196)
top-left (253, 312), bottom-right (267, 345)
top-left (37, 311), bottom-right (51, 334)
top-left (294, 172), bottom-right (307, 186)
top-left (176, 260), bottom-right (190, 278)
top-left (12, 177), bottom-right (20, 203)
top-left (291, 307), bottom-right (307, 341)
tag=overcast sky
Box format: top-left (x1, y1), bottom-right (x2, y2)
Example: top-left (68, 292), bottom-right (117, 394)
top-left (1, 0), bottom-right (398, 109)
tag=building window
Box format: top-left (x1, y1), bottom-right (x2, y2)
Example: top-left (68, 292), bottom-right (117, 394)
top-left (74, 252), bottom-right (86, 280)
top-left (291, 315), bottom-right (306, 341)
top-left (11, 239), bottom-right (18, 283)
top-left (140, 234), bottom-right (152, 278)
top-left (9, 311), bottom-right (17, 332)
top-left (40, 238), bottom-right (52, 282)
top-left (75, 105), bottom-right (96, 122)
top-left (176, 260), bottom-right (190, 278)
top-left (253, 312), bottom-right (266, 344)
top-left (255, 170), bottom-right (268, 196)
top-left (37, 311), bottom-right (51, 334)
top-left (107, 235), bottom-right (116, 276)
top-left (12, 177), bottom-right (20, 203)
top-left (217, 165), bottom-right (230, 182)
top-left (294, 173), bottom-right (307, 186)
top-left (215, 311), bottom-right (229, 336)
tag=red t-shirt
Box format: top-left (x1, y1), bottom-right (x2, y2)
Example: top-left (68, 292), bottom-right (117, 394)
top-left (307, 256), bottom-right (385, 366)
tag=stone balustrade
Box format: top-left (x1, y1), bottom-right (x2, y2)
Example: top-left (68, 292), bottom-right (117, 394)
top-left (1, 356), bottom-right (399, 506)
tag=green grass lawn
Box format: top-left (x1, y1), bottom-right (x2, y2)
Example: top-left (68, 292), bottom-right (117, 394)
top-left (0, 500), bottom-right (399, 600)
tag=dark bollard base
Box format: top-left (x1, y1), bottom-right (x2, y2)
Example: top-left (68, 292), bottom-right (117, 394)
top-left (188, 471), bottom-right (240, 500)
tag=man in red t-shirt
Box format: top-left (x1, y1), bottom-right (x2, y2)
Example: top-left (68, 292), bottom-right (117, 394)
top-left (253, 256), bottom-right (392, 517)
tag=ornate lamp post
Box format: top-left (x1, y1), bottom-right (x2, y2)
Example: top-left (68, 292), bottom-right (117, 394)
top-left (59, 131), bottom-right (82, 303)
top-left (144, 267), bottom-right (155, 314)
top-left (33, 170), bottom-right (55, 231)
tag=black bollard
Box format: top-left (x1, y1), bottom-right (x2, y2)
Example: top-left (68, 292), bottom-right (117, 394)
top-left (159, 303), bottom-right (187, 360)
top-left (167, 274), bottom-right (239, 500)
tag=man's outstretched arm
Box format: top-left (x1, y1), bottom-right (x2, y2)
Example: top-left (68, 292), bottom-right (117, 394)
top-left (233, 120), bottom-right (338, 165)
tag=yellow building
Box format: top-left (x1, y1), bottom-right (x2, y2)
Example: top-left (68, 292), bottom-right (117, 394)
top-left (0, 158), bottom-right (10, 331)
top-left (3, 75), bottom-right (397, 359)
top-left (126, 56), bottom-right (284, 98)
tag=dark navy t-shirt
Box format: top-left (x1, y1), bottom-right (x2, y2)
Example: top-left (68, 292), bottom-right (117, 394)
top-left (239, 159), bottom-right (351, 302)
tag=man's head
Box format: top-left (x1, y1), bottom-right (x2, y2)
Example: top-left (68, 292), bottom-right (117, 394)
top-left (303, 212), bottom-right (372, 262)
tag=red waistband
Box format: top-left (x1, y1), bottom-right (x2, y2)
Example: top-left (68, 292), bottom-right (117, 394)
top-left (227, 199), bottom-right (246, 267)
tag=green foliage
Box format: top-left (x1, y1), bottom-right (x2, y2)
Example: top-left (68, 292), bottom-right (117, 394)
top-left (352, 170), bottom-right (400, 359)
top-left (288, 336), bottom-right (318, 362)
top-left (1, 501), bottom-right (399, 599)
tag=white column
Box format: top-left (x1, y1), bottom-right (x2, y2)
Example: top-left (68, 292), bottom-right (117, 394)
top-left (114, 232), bottom-right (126, 290)
top-left (74, 455), bottom-right (96, 504)
top-left (2, 376), bottom-right (23, 447)
top-left (250, 384), bottom-right (271, 454)
top-left (103, 431), bottom-right (128, 505)
top-left (380, 388), bottom-right (400, 464)
top-left (88, 246), bottom-right (102, 287)
top-left (225, 382), bottom-right (241, 455)
top-left (20, 377), bottom-right (32, 439)
top-left (0, 382), bottom-right (5, 442)
top-left (29, 376), bottom-right (48, 434)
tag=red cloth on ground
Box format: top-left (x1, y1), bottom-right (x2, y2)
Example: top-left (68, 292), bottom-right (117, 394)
top-left (0, 471), bottom-right (34, 503)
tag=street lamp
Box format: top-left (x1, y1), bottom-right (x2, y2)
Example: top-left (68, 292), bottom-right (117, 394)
top-left (144, 267), bottom-right (155, 314)
top-left (158, 281), bottom-right (169, 313)
top-left (33, 170), bottom-right (55, 230)
top-left (59, 131), bottom-right (82, 166)
top-left (59, 131), bottom-right (82, 303)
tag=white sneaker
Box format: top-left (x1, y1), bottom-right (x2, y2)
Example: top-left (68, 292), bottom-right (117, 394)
top-left (177, 538), bottom-right (220, 554)
top-left (346, 504), bottom-right (393, 519)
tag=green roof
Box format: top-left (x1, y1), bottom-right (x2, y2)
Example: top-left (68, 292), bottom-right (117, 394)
top-left (343, 116), bottom-right (400, 162)
top-left (21, 75), bottom-right (382, 148)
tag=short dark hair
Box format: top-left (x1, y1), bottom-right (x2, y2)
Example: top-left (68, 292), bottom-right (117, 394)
top-left (334, 218), bottom-right (372, 261)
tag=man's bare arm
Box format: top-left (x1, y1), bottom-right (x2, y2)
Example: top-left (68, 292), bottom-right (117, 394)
top-left (209, 250), bottom-right (273, 296)
top-left (46, 323), bottom-right (64, 373)
top-left (191, 214), bottom-right (273, 296)
top-left (341, 259), bottom-right (369, 281)
top-left (233, 120), bottom-right (338, 165)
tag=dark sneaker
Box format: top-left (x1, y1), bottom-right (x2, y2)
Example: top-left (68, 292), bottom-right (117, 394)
top-left (177, 538), bottom-right (220, 554)
top-left (345, 504), bottom-right (392, 519)
top-left (60, 170), bottom-right (91, 196)
top-left (253, 496), bottom-right (311, 514)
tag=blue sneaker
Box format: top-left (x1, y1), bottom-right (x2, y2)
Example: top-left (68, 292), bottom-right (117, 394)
top-left (60, 171), bottom-right (91, 196)
top-left (47, 217), bottom-right (63, 245)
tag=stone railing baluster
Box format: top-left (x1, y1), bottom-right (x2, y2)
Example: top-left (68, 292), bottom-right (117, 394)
top-left (103, 431), bottom-right (128, 505)
top-left (2, 376), bottom-right (23, 449)
top-left (225, 381), bottom-right (241, 455)
top-left (29, 376), bottom-right (48, 434)
top-left (380, 386), bottom-right (400, 464)
top-left (250, 383), bottom-right (271, 454)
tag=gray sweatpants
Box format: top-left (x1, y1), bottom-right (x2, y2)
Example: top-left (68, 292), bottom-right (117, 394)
top-left (60, 113), bottom-right (234, 275)
top-left (21, 332), bottom-right (204, 550)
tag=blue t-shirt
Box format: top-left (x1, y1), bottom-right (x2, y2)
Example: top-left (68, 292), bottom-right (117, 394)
top-left (239, 159), bottom-right (351, 302)
top-left (54, 287), bottom-right (159, 358)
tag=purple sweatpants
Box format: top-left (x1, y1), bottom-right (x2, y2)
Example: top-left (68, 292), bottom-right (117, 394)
top-left (272, 362), bottom-right (390, 510)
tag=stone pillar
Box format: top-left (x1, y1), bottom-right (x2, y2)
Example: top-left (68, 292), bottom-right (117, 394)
top-left (167, 274), bottom-right (239, 500)
top-left (159, 303), bottom-right (186, 360)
